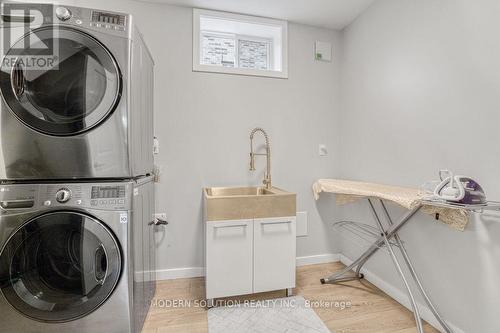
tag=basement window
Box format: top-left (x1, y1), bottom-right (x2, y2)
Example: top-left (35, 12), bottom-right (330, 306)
top-left (193, 9), bottom-right (288, 78)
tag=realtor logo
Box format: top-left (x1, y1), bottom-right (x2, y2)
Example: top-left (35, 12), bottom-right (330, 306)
top-left (1, 2), bottom-right (59, 71)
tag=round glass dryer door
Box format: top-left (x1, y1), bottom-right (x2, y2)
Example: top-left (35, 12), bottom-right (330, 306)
top-left (0, 26), bottom-right (122, 136)
top-left (0, 211), bottom-right (122, 322)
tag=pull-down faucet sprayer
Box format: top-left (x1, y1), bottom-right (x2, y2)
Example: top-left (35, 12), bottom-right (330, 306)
top-left (249, 128), bottom-right (271, 189)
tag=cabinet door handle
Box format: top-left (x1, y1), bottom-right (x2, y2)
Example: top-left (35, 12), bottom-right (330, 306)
top-left (261, 220), bottom-right (292, 225)
top-left (214, 223), bottom-right (248, 229)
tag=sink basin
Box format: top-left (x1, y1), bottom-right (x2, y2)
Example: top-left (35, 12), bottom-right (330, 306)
top-left (206, 186), bottom-right (276, 197)
top-left (204, 186), bottom-right (296, 221)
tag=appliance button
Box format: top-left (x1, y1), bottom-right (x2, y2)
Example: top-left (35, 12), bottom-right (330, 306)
top-left (99, 200), bottom-right (107, 204)
top-left (44, 200), bottom-right (51, 206)
top-left (105, 24), bottom-right (111, 29)
top-left (91, 200), bottom-right (98, 206)
top-left (118, 199), bottom-right (125, 204)
top-left (55, 7), bottom-right (72, 21)
top-left (75, 19), bottom-right (83, 25)
top-left (76, 199), bottom-right (82, 205)
top-left (109, 199), bottom-right (116, 204)
top-left (55, 188), bottom-right (72, 203)
top-left (96, 23), bottom-right (102, 28)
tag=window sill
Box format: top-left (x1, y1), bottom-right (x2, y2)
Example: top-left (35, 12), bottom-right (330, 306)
top-left (192, 64), bottom-right (288, 79)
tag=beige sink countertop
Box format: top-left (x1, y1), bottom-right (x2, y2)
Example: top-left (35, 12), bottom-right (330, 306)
top-left (204, 186), bottom-right (296, 221)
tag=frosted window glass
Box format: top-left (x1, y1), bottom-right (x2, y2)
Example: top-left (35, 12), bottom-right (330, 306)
top-left (201, 35), bottom-right (236, 67)
top-left (238, 40), bottom-right (269, 70)
top-left (194, 9), bottom-right (287, 78)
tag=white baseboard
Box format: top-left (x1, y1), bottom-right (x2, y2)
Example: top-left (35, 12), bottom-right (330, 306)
top-left (151, 253), bottom-right (341, 281)
top-left (296, 253), bottom-right (340, 266)
top-left (155, 267), bottom-right (205, 280)
top-left (339, 254), bottom-right (465, 333)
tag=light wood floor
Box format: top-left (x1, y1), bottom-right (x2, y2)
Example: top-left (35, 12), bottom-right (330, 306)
top-left (142, 262), bottom-right (438, 333)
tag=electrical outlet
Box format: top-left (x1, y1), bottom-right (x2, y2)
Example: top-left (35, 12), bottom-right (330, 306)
top-left (319, 144), bottom-right (328, 156)
top-left (153, 137), bottom-right (160, 154)
top-left (153, 165), bottom-right (162, 183)
top-left (296, 211), bottom-right (308, 237)
top-left (154, 213), bottom-right (167, 222)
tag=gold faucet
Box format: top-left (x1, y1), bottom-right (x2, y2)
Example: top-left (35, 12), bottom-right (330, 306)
top-left (249, 128), bottom-right (272, 189)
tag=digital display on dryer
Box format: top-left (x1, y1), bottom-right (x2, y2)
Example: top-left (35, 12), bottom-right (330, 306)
top-left (91, 186), bottom-right (126, 199)
top-left (91, 11), bottom-right (126, 26)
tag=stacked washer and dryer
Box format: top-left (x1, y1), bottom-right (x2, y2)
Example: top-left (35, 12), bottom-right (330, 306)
top-left (0, 3), bottom-right (158, 333)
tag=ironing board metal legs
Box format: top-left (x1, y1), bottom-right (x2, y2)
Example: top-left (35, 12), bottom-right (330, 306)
top-left (320, 203), bottom-right (421, 284)
top-left (320, 198), bottom-right (453, 333)
top-left (368, 199), bottom-right (424, 333)
top-left (378, 200), bottom-right (453, 333)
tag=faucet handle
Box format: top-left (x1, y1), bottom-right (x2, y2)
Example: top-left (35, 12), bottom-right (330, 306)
top-left (249, 153), bottom-right (256, 171)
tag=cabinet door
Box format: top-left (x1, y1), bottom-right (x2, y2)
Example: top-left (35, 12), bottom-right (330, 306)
top-left (253, 217), bottom-right (296, 293)
top-left (205, 219), bottom-right (253, 299)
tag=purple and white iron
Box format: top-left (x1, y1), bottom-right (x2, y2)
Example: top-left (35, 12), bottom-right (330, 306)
top-left (432, 170), bottom-right (486, 205)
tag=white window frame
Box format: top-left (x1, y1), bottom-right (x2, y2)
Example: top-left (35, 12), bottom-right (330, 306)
top-left (193, 8), bottom-right (288, 79)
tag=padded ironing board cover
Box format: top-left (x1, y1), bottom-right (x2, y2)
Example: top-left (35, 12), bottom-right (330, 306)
top-left (312, 179), bottom-right (469, 231)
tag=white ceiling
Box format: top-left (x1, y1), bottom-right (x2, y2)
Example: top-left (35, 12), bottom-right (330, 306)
top-left (137, 0), bottom-right (376, 30)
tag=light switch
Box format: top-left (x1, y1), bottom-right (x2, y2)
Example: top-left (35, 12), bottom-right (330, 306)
top-left (319, 144), bottom-right (328, 156)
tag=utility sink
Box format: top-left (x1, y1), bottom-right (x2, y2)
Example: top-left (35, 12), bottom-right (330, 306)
top-left (204, 186), bottom-right (296, 221)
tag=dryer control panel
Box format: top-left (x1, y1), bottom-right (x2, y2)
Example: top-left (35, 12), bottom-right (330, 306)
top-left (0, 3), bottom-right (131, 36)
top-left (90, 10), bottom-right (127, 31)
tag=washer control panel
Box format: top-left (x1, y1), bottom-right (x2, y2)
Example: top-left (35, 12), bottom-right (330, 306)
top-left (90, 185), bottom-right (127, 208)
top-left (0, 182), bottom-right (132, 211)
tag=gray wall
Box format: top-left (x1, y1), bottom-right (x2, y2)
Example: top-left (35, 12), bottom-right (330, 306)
top-left (55, 0), bottom-right (342, 271)
top-left (339, 0), bottom-right (500, 332)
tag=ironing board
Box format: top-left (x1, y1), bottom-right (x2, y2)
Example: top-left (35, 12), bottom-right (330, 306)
top-left (312, 179), bottom-right (500, 333)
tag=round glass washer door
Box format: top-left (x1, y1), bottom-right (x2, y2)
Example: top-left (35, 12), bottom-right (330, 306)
top-left (0, 26), bottom-right (122, 136)
top-left (0, 211), bottom-right (122, 322)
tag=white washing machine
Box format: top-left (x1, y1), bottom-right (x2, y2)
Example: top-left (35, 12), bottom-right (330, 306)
top-left (0, 3), bottom-right (154, 180)
top-left (0, 176), bottom-right (160, 332)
